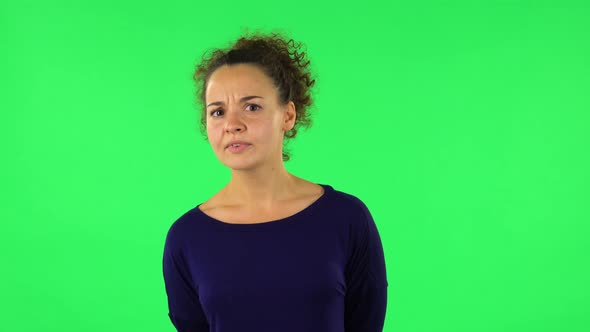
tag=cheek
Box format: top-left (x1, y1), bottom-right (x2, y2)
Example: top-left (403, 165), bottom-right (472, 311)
top-left (206, 122), bottom-right (221, 134)
top-left (206, 126), bottom-right (221, 143)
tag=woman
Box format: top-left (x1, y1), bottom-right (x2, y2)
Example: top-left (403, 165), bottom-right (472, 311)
top-left (163, 29), bottom-right (389, 332)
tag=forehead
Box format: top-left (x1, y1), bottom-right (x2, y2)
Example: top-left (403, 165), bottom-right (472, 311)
top-left (206, 64), bottom-right (275, 100)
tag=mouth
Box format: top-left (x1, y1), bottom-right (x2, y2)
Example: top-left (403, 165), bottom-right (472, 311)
top-left (226, 143), bottom-right (252, 152)
top-left (227, 144), bottom-right (248, 148)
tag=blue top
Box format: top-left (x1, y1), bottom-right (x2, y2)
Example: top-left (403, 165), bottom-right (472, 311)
top-left (162, 183), bottom-right (388, 332)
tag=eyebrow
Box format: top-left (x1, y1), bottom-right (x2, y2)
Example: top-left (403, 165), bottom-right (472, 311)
top-left (207, 95), bottom-right (264, 108)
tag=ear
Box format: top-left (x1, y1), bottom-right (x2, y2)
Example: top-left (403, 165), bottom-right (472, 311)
top-left (283, 101), bottom-right (297, 131)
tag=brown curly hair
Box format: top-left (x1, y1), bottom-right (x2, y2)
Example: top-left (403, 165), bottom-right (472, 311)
top-left (192, 28), bottom-right (317, 162)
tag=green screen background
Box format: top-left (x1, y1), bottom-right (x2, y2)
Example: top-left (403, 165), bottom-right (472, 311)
top-left (1, 1), bottom-right (588, 331)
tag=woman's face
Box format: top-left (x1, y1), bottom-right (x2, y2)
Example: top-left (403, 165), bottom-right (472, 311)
top-left (205, 63), bottom-right (296, 170)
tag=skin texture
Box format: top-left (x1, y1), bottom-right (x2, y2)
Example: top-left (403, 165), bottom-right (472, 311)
top-left (205, 63), bottom-right (314, 214)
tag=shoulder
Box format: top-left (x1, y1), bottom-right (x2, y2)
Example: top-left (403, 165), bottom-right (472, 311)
top-left (164, 206), bottom-right (201, 247)
top-left (328, 186), bottom-right (373, 219)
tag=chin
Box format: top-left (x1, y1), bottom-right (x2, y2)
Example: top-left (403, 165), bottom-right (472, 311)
top-left (224, 163), bottom-right (259, 171)
top-left (220, 155), bottom-right (257, 169)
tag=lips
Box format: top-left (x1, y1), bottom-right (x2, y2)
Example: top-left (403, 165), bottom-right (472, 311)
top-left (226, 141), bottom-right (251, 148)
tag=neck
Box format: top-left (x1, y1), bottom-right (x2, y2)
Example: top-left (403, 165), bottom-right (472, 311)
top-left (222, 163), bottom-right (300, 210)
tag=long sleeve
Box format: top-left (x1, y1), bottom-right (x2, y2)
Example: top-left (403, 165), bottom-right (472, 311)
top-left (162, 224), bottom-right (210, 332)
top-left (161, 184), bottom-right (385, 332)
top-left (344, 200), bottom-right (389, 332)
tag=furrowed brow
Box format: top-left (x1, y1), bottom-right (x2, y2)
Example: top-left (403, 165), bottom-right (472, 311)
top-left (207, 95), bottom-right (263, 108)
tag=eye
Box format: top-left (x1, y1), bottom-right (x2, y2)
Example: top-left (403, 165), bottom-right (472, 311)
top-left (246, 103), bottom-right (261, 111)
top-left (209, 104), bottom-right (261, 117)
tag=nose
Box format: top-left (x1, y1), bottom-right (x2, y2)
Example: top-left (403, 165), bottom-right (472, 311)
top-left (224, 108), bottom-right (246, 133)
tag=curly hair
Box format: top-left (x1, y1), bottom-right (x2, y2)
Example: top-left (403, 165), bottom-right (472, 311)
top-left (192, 28), bottom-right (317, 162)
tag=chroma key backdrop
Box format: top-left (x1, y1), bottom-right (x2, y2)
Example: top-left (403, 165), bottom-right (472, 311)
top-left (1, 1), bottom-right (588, 331)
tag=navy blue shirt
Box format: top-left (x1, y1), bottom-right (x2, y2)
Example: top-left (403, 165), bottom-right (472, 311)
top-left (162, 183), bottom-right (388, 332)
